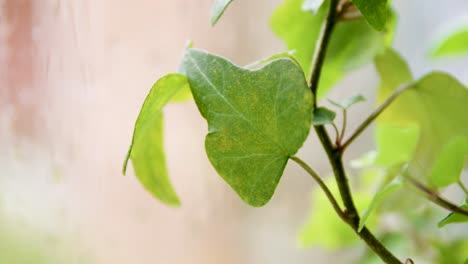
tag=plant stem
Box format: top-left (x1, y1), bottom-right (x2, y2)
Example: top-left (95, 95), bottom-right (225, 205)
top-left (404, 173), bottom-right (468, 216)
top-left (309, 0), bottom-right (339, 104)
top-left (458, 180), bottom-right (468, 196)
top-left (339, 108), bottom-right (347, 144)
top-left (291, 156), bottom-right (346, 220)
top-left (341, 84), bottom-right (412, 151)
top-left (308, 1), bottom-right (402, 263)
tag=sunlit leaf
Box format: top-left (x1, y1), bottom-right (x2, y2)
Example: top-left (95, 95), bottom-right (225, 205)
top-left (312, 107), bottom-right (336, 125)
top-left (438, 204), bottom-right (468, 228)
top-left (328, 94), bottom-right (366, 109)
top-left (271, 0), bottom-right (392, 98)
top-left (182, 49), bottom-right (313, 206)
top-left (432, 28), bottom-right (468, 58)
top-left (210, 0), bottom-right (234, 26)
top-left (352, 0), bottom-right (388, 31)
top-left (375, 48), bottom-right (468, 186)
top-left (124, 73), bottom-right (191, 206)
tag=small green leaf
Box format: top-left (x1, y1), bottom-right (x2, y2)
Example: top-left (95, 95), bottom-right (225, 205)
top-left (328, 94), bottom-right (366, 109)
top-left (432, 28), bottom-right (468, 58)
top-left (182, 49), bottom-right (313, 206)
top-left (244, 51), bottom-right (300, 70)
top-left (438, 204), bottom-right (468, 227)
top-left (271, 0), bottom-right (393, 98)
top-left (211, 0), bottom-right (234, 26)
top-left (351, 0), bottom-right (389, 31)
top-left (302, 0), bottom-right (325, 13)
top-left (124, 73), bottom-right (191, 206)
top-left (312, 107), bottom-right (336, 125)
top-left (375, 48), bottom-right (468, 186)
top-left (359, 178), bottom-right (402, 231)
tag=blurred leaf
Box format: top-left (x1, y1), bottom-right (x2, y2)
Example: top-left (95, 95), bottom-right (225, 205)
top-left (375, 124), bottom-right (419, 166)
top-left (328, 94), bottom-right (366, 109)
top-left (312, 107), bottom-right (336, 125)
top-left (124, 73), bottom-right (191, 206)
top-left (438, 204), bottom-right (468, 228)
top-left (432, 28), bottom-right (468, 58)
top-left (302, 0), bottom-right (325, 13)
top-left (359, 178), bottom-right (402, 231)
top-left (299, 179), bottom-right (374, 249)
top-left (375, 49), bottom-right (468, 186)
top-left (182, 49), bottom-right (313, 206)
top-left (352, 0), bottom-right (389, 31)
top-left (429, 137), bottom-right (468, 188)
top-left (434, 238), bottom-right (468, 263)
top-left (271, 0), bottom-right (392, 98)
top-left (211, 0), bottom-right (234, 26)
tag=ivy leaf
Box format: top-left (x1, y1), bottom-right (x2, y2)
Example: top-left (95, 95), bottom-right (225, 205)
top-left (432, 27), bottom-right (468, 58)
top-left (182, 49), bottom-right (313, 206)
top-left (328, 94), bottom-right (366, 109)
top-left (312, 107), bottom-right (336, 125)
top-left (271, 0), bottom-right (391, 98)
top-left (302, 0), bottom-right (325, 13)
top-left (211, 0), bottom-right (234, 26)
top-left (123, 73), bottom-right (191, 206)
top-left (352, 0), bottom-right (388, 31)
top-left (438, 204), bottom-right (468, 227)
top-left (375, 48), bottom-right (468, 187)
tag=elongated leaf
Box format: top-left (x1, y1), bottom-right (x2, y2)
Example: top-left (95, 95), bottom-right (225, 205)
top-left (438, 204), bottom-right (468, 227)
top-left (432, 28), bottom-right (468, 58)
top-left (312, 107), bottom-right (336, 125)
top-left (375, 49), bottom-right (468, 187)
top-left (182, 49), bottom-right (313, 206)
top-left (124, 73), bottom-right (191, 206)
top-left (271, 0), bottom-right (391, 98)
top-left (211, 0), bottom-right (234, 26)
top-left (352, 0), bottom-right (388, 31)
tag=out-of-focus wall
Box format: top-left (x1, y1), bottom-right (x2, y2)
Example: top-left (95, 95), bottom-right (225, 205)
top-left (0, 0), bottom-right (467, 263)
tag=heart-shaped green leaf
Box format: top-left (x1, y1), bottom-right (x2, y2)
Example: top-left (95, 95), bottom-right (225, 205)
top-left (182, 49), bottom-right (313, 206)
top-left (312, 107), bottom-right (336, 125)
top-left (123, 73), bottom-right (191, 206)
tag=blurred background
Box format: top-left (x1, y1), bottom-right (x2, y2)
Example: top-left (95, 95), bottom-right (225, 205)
top-left (0, 0), bottom-right (467, 263)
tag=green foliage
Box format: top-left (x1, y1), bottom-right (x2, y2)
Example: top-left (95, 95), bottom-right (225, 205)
top-left (352, 0), bottom-right (388, 31)
top-left (438, 203), bottom-right (468, 227)
top-left (375, 49), bottom-right (468, 187)
top-left (124, 1), bottom-right (468, 262)
top-left (312, 107), bottom-right (336, 125)
top-left (432, 27), bottom-right (468, 58)
top-left (210, 0), bottom-right (234, 26)
top-left (181, 49), bottom-right (313, 206)
top-left (124, 73), bottom-right (191, 206)
top-left (271, 0), bottom-right (392, 98)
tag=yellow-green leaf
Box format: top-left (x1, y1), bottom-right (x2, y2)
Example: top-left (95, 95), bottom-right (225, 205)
top-left (124, 73), bottom-right (191, 206)
top-left (211, 0), bottom-right (234, 26)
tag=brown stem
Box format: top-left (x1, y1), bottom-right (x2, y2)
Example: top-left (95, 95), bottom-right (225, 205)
top-left (307, 0), bottom-right (402, 262)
